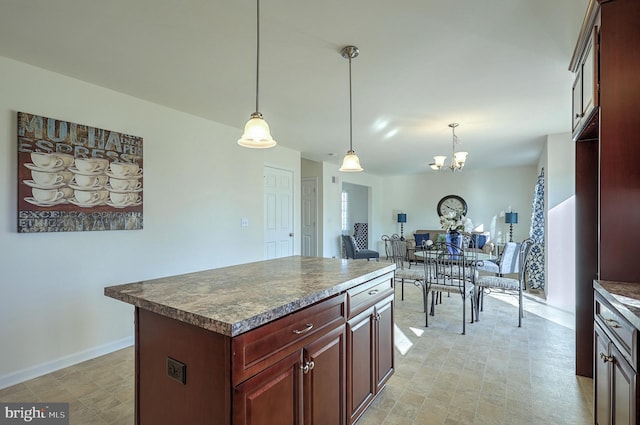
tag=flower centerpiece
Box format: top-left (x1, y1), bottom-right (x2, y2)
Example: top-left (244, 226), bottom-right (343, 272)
top-left (439, 211), bottom-right (470, 258)
top-left (439, 211), bottom-right (466, 233)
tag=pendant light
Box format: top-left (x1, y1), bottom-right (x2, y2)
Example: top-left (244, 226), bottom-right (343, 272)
top-left (238, 0), bottom-right (276, 148)
top-left (339, 45), bottom-right (363, 172)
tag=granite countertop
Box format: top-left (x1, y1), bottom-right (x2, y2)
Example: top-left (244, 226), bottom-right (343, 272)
top-left (595, 280), bottom-right (640, 329)
top-left (105, 256), bottom-right (395, 337)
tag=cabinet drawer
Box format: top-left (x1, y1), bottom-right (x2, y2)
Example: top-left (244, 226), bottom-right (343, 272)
top-left (232, 294), bottom-right (346, 385)
top-left (595, 294), bottom-right (638, 370)
top-left (347, 274), bottom-right (394, 318)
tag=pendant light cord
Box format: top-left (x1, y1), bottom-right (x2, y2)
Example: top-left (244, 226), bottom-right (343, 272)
top-left (348, 55), bottom-right (353, 151)
top-left (255, 0), bottom-right (261, 113)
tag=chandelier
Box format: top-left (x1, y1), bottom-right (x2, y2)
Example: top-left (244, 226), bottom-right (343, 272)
top-left (430, 123), bottom-right (468, 171)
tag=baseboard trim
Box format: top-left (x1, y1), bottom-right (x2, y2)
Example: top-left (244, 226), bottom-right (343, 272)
top-left (0, 336), bottom-right (134, 390)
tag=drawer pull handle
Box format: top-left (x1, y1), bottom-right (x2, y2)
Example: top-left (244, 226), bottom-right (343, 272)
top-left (368, 289), bottom-right (380, 296)
top-left (604, 318), bottom-right (622, 329)
top-left (600, 352), bottom-right (614, 363)
top-left (293, 323), bottom-right (314, 335)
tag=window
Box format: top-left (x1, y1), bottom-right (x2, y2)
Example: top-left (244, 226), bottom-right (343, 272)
top-left (341, 190), bottom-right (349, 233)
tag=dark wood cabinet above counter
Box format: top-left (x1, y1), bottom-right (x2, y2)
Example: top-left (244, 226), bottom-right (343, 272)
top-left (570, 0), bottom-right (600, 142)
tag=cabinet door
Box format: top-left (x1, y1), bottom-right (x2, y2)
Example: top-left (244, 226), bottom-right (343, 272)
top-left (572, 70), bottom-right (583, 133)
top-left (581, 36), bottom-right (595, 121)
top-left (234, 350), bottom-right (303, 425)
top-left (611, 342), bottom-right (638, 425)
top-left (346, 307), bottom-right (375, 424)
top-left (375, 295), bottom-right (394, 392)
top-left (595, 323), bottom-right (612, 425)
top-left (304, 325), bottom-right (346, 425)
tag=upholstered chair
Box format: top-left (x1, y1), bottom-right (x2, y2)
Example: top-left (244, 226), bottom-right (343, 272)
top-left (341, 235), bottom-right (379, 261)
top-left (476, 239), bottom-right (533, 327)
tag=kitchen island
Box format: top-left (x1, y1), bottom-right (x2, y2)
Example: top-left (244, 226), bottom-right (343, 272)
top-left (105, 256), bottom-right (396, 425)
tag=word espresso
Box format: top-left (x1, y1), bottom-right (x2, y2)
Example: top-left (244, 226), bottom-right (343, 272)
top-left (0, 403), bottom-right (68, 424)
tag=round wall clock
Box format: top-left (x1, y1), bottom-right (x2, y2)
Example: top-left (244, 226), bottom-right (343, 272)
top-left (437, 195), bottom-right (468, 216)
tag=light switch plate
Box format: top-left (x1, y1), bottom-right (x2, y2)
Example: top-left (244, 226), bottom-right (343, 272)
top-left (241, 218), bottom-right (249, 227)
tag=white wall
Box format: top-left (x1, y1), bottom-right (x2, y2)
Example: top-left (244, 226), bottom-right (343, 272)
top-left (377, 166), bottom-right (538, 245)
top-left (0, 56), bottom-right (301, 388)
top-left (545, 132), bottom-right (576, 312)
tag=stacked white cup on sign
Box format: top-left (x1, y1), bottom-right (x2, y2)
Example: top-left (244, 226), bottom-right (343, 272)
top-left (69, 158), bottom-right (110, 207)
top-left (106, 162), bottom-right (142, 207)
top-left (24, 152), bottom-right (74, 206)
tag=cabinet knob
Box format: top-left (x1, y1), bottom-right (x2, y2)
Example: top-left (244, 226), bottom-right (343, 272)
top-left (600, 352), bottom-right (614, 363)
top-left (300, 361), bottom-right (315, 374)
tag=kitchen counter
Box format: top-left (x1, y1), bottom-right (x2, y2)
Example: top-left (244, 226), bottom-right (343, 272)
top-left (594, 280), bottom-right (640, 330)
top-left (104, 255), bottom-right (395, 336)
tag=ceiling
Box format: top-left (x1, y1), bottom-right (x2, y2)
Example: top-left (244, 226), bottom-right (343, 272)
top-left (0, 0), bottom-right (587, 175)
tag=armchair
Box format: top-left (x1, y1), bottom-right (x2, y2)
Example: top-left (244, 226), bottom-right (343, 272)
top-left (341, 235), bottom-right (379, 261)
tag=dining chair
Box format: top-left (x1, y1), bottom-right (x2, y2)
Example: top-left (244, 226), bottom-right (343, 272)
top-left (476, 241), bottom-right (520, 311)
top-left (421, 240), bottom-right (478, 335)
top-left (384, 234), bottom-right (423, 301)
top-left (381, 234), bottom-right (400, 261)
top-left (476, 238), bottom-right (533, 327)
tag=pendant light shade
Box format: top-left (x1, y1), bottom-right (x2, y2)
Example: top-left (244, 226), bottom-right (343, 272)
top-left (238, 112), bottom-right (276, 148)
top-left (238, 0), bottom-right (276, 148)
top-left (340, 150), bottom-right (363, 172)
top-left (339, 45), bottom-right (363, 172)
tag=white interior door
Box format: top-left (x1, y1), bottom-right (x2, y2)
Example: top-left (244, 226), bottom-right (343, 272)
top-left (301, 177), bottom-right (317, 256)
top-left (264, 166), bottom-right (294, 259)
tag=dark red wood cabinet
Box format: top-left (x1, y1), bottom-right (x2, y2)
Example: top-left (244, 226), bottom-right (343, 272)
top-left (134, 272), bottom-right (394, 425)
top-left (573, 0), bottom-right (640, 378)
top-left (593, 290), bottom-right (639, 425)
top-left (346, 275), bottom-right (395, 425)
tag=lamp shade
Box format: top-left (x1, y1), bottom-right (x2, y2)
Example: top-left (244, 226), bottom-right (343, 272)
top-left (397, 213), bottom-right (407, 223)
top-left (505, 212), bottom-right (518, 224)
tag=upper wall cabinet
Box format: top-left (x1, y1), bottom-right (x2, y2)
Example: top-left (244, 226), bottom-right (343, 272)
top-left (570, 0), bottom-right (600, 141)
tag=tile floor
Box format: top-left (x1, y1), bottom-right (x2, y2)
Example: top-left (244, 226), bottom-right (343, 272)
top-left (0, 285), bottom-right (593, 425)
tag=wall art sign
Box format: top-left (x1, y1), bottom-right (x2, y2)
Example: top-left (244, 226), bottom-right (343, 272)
top-left (17, 112), bottom-right (143, 232)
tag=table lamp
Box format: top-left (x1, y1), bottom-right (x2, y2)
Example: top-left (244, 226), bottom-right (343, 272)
top-left (397, 213), bottom-right (407, 240)
top-left (505, 212), bottom-right (518, 242)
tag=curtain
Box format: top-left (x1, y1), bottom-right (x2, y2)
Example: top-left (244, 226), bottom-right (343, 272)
top-left (527, 168), bottom-right (545, 290)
